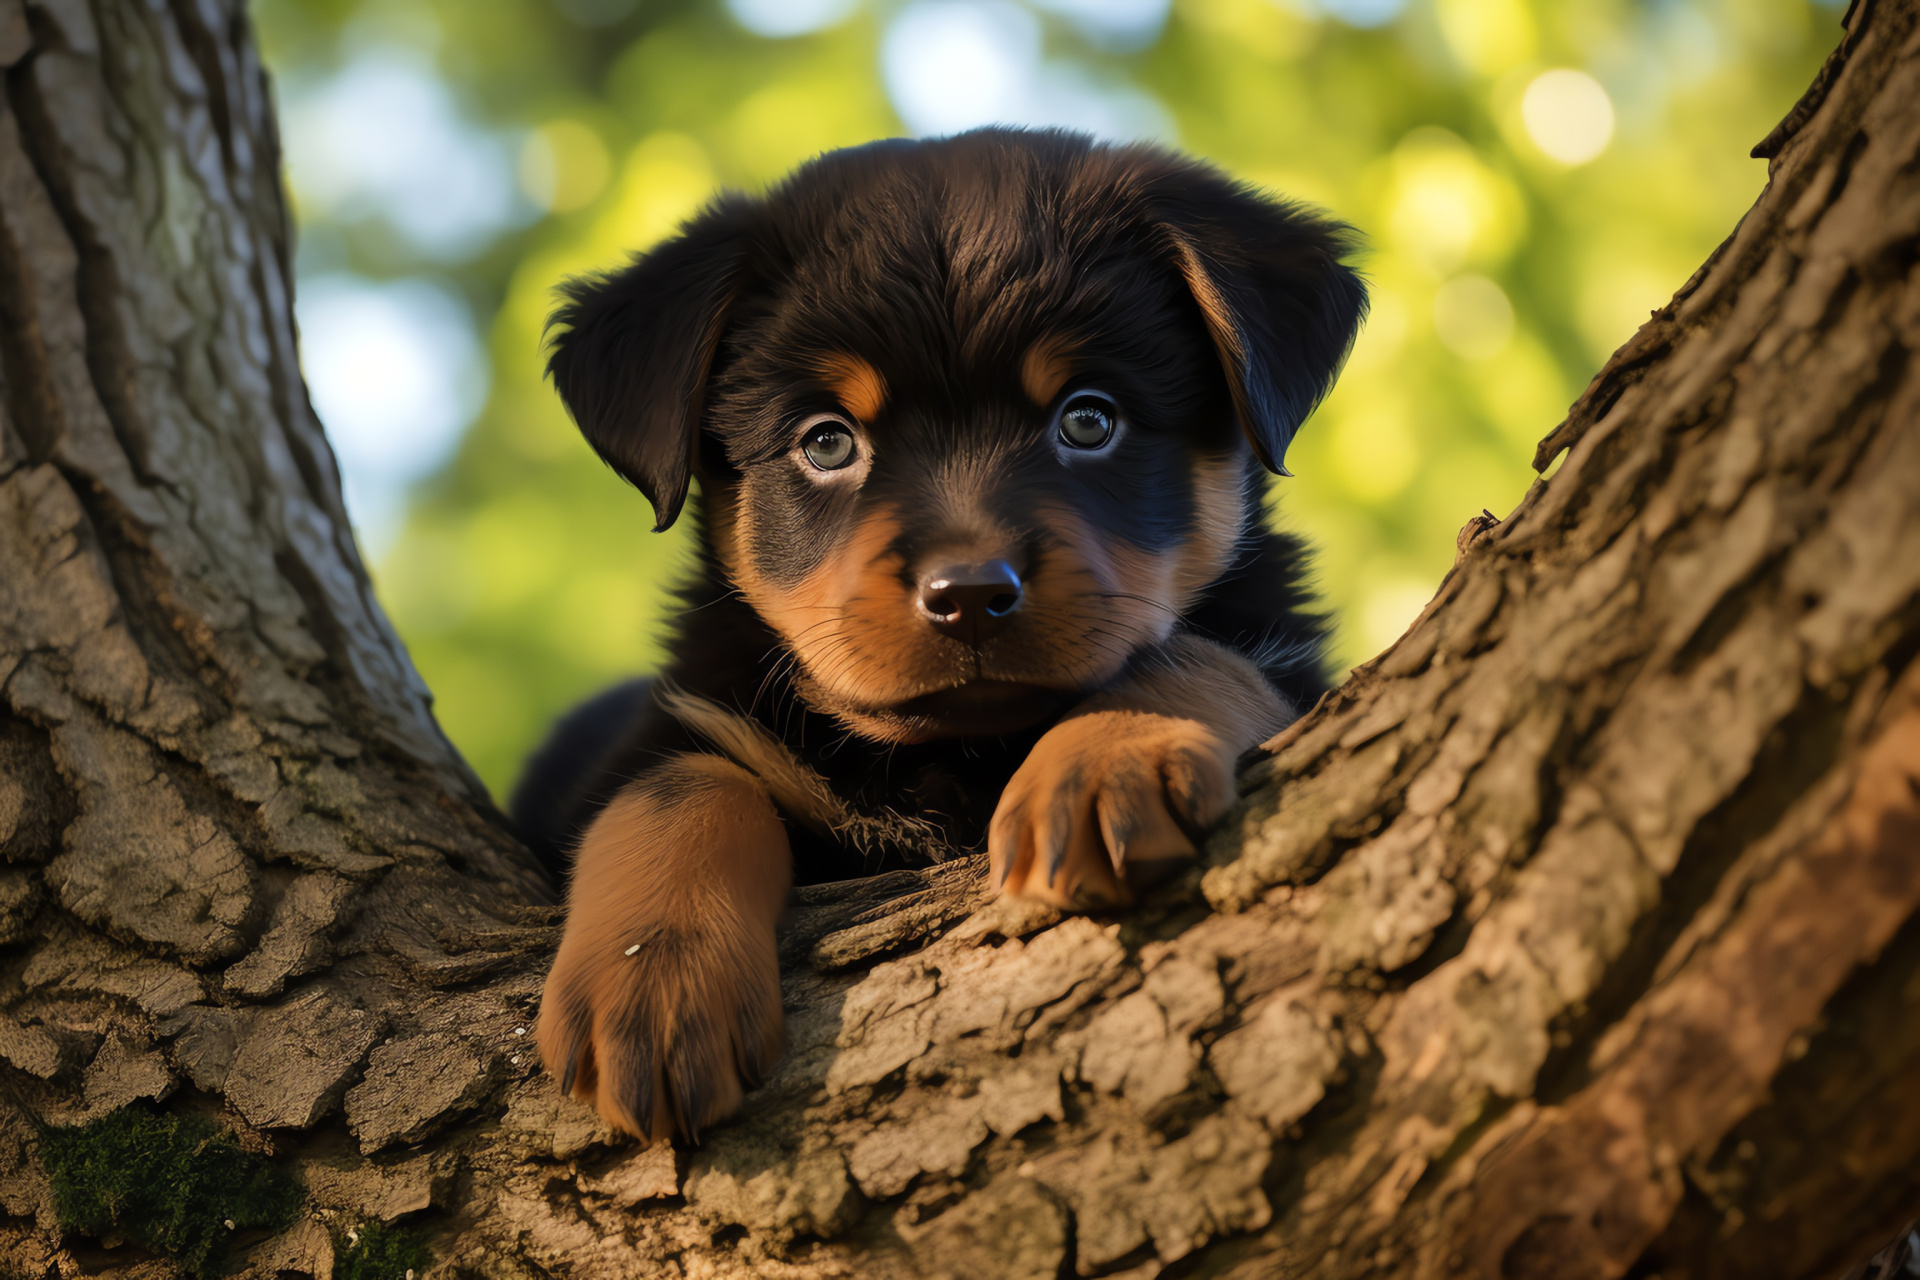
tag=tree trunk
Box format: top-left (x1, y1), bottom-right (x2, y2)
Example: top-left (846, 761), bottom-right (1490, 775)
top-left (3, 0), bottom-right (1918, 1278)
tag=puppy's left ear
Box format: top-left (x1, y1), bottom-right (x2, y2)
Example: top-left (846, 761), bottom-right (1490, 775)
top-left (1145, 163), bottom-right (1367, 476)
top-left (546, 197), bottom-right (755, 531)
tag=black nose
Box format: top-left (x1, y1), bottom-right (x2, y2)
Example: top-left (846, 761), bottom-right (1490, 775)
top-left (916, 560), bottom-right (1023, 646)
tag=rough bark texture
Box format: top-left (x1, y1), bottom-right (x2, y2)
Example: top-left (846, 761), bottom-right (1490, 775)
top-left (3, 1), bottom-right (1919, 1278)
top-left (0, 0), bottom-right (551, 1270)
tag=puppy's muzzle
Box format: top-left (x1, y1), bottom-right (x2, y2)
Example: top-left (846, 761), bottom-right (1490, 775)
top-left (916, 559), bottom-right (1023, 647)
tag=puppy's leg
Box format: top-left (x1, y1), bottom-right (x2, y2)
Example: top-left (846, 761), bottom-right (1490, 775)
top-left (535, 753), bottom-right (790, 1141)
top-left (991, 634), bottom-right (1291, 910)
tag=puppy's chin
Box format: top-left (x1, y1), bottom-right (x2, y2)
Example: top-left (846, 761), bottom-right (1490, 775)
top-left (796, 675), bottom-right (1072, 744)
top-left (893, 682), bottom-right (1073, 739)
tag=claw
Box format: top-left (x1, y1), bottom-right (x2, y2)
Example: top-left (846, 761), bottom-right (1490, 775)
top-left (735, 997), bottom-right (775, 1086)
top-left (609, 1016), bottom-right (660, 1135)
top-left (1097, 794), bottom-right (1138, 876)
top-left (1042, 797), bottom-right (1074, 885)
top-left (992, 804), bottom-right (1026, 888)
top-left (669, 1037), bottom-right (706, 1143)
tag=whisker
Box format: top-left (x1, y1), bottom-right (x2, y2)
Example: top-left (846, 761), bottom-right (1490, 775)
top-left (1092, 590), bottom-right (1186, 624)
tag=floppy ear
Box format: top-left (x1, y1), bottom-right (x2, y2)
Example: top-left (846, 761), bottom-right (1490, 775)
top-left (1145, 164), bottom-right (1367, 476)
top-left (546, 198), bottom-right (755, 531)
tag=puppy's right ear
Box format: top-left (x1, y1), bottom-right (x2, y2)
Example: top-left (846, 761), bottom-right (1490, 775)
top-left (546, 198), bottom-right (754, 532)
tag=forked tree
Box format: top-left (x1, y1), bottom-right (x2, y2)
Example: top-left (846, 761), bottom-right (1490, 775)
top-left (0, 1), bottom-right (1916, 1277)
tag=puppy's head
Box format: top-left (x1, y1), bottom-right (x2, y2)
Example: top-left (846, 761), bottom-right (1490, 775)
top-left (549, 131), bottom-right (1364, 743)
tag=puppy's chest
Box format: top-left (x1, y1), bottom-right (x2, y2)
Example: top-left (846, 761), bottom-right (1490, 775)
top-left (786, 732), bottom-right (1041, 884)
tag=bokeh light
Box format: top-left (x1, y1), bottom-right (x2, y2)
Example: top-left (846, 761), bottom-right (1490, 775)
top-left (519, 121), bottom-right (614, 214)
top-left (882, 2), bottom-right (1170, 139)
top-left (725, 0), bottom-right (861, 38)
top-left (296, 275), bottom-right (487, 553)
top-left (280, 51), bottom-right (528, 258)
top-left (254, 0), bottom-right (1841, 799)
top-left (1315, 0), bottom-right (1408, 30)
top-left (1433, 275), bottom-right (1516, 360)
top-left (1033, 0), bottom-right (1172, 50)
top-left (884, 2), bottom-right (1043, 135)
top-left (1522, 68), bottom-right (1617, 164)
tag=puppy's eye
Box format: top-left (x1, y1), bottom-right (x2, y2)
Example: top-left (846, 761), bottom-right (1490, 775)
top-left (801, 419), bottom-right (858, 471)
top-left (1055, 391), bottom-right (1119, 450)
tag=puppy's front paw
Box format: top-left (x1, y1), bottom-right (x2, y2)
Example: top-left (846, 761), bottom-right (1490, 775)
top-left (989, 710), bottom-right (1234, 910)
top-left (537, 906), bottom-right (782, 1142)
top-left (533, 758), bottom-right (791, 1142)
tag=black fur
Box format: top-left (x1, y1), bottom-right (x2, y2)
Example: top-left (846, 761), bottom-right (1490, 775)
top-left (513, 128), bottom-right (1363, 882)
top-left (507, 677), bottom-right (652, 872)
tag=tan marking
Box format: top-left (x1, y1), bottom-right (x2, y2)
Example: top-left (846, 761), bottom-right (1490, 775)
top-left (655, 684), bottom-right (849, 837)
top-left (535, 753), bottom-right (789, 1141)
top-left (818, 352), bottom-right (888, 422)
top-left (728, 507), bottom-right (968, 740)
top-left (744, 510), bottom-right (926, 704)
top-left (1171, 238), bottom-right (1246, 367)
top-left (1171, 453), bottom-right (1248, 610)
top-left (1172, 237), bottom-right (1277, 470)
top-left (1020, 333), bottom-right (1078, 406)
top-left (1027, 501), bottom-right (1181, 682)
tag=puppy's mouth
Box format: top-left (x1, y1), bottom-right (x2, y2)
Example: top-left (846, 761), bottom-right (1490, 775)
top-left (889, 680), bottom-right (1070, 737)
top-left (795, 670), bottom-right (1072, 743)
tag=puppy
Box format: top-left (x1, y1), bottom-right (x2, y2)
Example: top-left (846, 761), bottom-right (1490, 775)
top-left (515, 129), bottom-right (1365, 1142)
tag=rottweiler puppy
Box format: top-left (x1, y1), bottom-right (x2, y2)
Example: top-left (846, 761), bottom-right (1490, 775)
top-left (515, 129), bottom-right (1365, 1142)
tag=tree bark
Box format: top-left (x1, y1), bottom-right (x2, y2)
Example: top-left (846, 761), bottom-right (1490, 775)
top-left (3, 1), bottom-right (1918, 1278)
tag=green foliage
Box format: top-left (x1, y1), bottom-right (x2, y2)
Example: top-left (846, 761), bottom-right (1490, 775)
top-left (253, 0), bottom-right (1841, 799)
top-left (332, 1220), bottom-right (434, 1280)
top-left (38, 1105), bottom-right (302, 1278)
